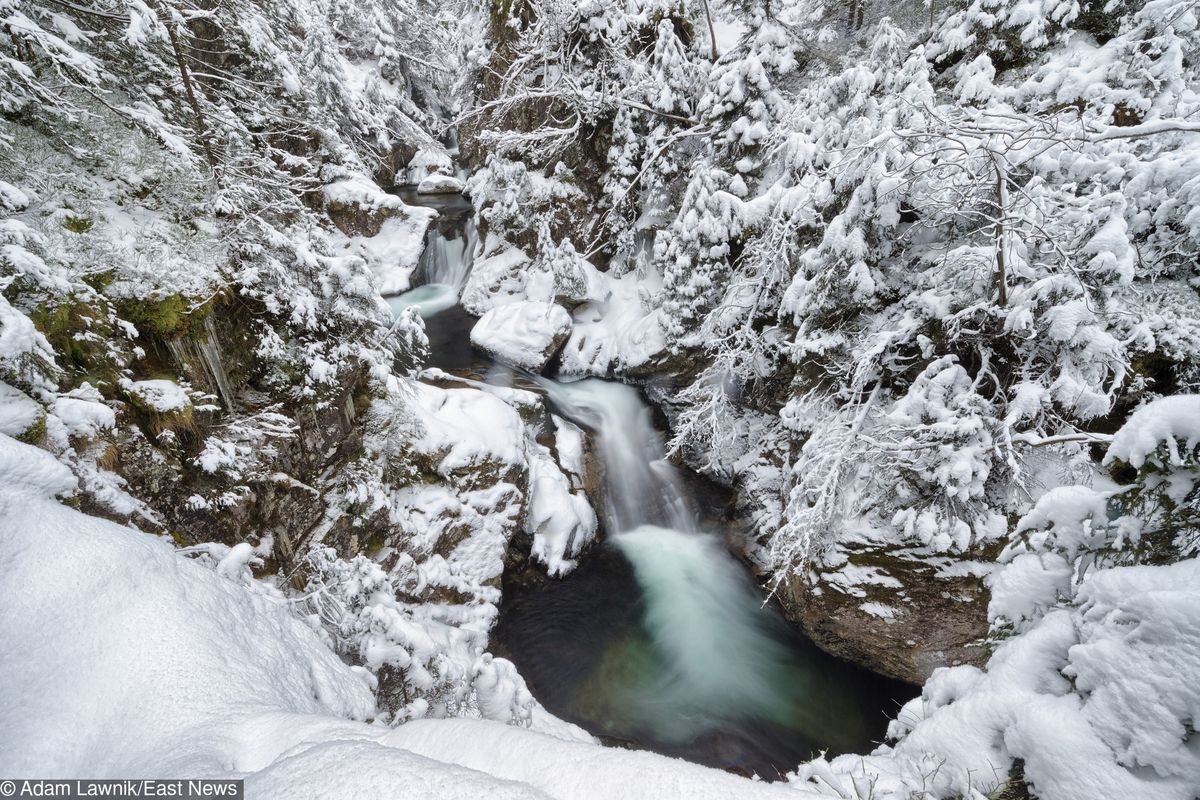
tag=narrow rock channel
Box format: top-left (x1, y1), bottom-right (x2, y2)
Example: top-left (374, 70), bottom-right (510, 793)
top-left (386, 183), bottom-right (913, 779)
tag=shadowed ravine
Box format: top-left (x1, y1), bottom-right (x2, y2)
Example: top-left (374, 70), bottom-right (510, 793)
top-left (388, 186), bottom-right (913, 779)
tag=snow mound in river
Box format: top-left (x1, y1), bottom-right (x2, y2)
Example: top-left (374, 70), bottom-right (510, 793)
top-left (418, 173), bottom-right (466, 194)
top-left (471, 300), bottom-right (572, 372)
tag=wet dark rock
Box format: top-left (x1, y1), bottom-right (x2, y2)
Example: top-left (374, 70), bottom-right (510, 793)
top-left (776, 545), bottom-right (992, 685)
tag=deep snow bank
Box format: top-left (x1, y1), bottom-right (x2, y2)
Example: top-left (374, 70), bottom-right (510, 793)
top-left (0, 434), bottom-right (375, 777)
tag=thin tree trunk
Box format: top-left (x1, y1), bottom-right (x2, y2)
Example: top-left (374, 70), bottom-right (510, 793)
top-left (155, 0), bottom-right (217, 169)
top-left (849, 0), bottom-right (865, 30)
top-left (994, 158), bottom-right (1008, 307)
top-left (701, 0), bottom-right (718, 61)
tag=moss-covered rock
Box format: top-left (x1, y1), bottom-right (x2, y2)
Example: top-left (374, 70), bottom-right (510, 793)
top-left (28, 298), bottom-right (119, 388)
top-left (16, 410), bottom-right (47, 444)
top-left (61, 215), bottom-right (93, 233)
top-left (117, 292), bottom-right (211, 339)
top-left (122, 378), bottom-right (198, 437)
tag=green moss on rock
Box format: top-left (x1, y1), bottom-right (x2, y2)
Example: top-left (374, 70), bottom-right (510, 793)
top-left (62, 215), bottom-right (93, 233)
top-left (16, 410), bottom-right (47, 445)
top-left (118, 293), bottom-right (202, 339)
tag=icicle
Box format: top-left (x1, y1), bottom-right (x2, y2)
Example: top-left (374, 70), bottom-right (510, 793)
top-left (198, 316), bottom-right (236, 411)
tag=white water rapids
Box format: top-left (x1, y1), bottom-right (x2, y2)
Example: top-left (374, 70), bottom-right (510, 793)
top-left (388, 203), bottom-right (476, 319)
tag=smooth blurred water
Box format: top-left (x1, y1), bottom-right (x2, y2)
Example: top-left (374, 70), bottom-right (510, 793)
top-left (534, 379), bottom-right (693, 533)
top-left (383, 185), bottom-right (475, 319)
top-left (496, 379), bottom-right (914, 777)
top-left (387, 283), bottom-right (460, 319)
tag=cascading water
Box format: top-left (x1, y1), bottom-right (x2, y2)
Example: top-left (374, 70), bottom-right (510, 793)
top-left (420, 220), bottom-right (476, 289)
top-left (612, 526), bottom-right (807, 737)
top-left (522, 379), bottom-right (908, 770)
top-left (386, 189), bottom-right (476, 319)
top-left (533, 379), bottom-right (692, 533)
top-left (392, 170), bottom-right (910, 778)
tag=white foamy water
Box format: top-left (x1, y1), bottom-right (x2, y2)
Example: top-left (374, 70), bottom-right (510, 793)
top-left (612, 524), bottom-right (808, 739)
top-left (535, 378), bottom-right (692, 533)
top-left (535, 378), bottom-right (816, 741)
top-left (420, 219), bottom-right (476, 290)
top-left (387, 283), bottom-right (460, 318)
top-left (388, 215), bottom-right (476, 319)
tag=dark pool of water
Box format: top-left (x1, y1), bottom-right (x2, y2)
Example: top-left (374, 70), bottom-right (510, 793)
top-left (491, 529), bottom-right (915, 779)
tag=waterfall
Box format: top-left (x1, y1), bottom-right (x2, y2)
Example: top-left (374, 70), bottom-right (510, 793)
top-left (389, 205), bottom-right (477, 319)
top-left (534, 379), bottom-right (692, 533)
top-left (535, 378), bottom-right (810, 741)
top-left (418, 218), bottom-right (476, 291)
top-left (612, 525), bottom-right (805, 740)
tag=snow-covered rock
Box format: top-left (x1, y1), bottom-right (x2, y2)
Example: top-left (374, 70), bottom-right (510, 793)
top-left (470, 301), bottom-right (572, 372)
top-left (50, 383), bottom-right (115, 439)
top-left (347, 211), bottom-right (438, 296)
top-left (459, 234), bottom-right (609, 317)
top-left (323, 175), bottom-right (409, 237)
top-left (461, 237), bottom-right (531, 315)
top-left (410, 381), bottom-right (527, 478)
top-left (404, 147), bottom-right (454, 185)
top-left (418, 174), bottom-right (466, 195)
top-left (525, 446), bottom-right (597, 576)
top-left (559, 272), bottom-right (668, 377)
top-left (0, 382), bottom-right (42, 439)
top-left (123, 379), bottom-right (191, 413)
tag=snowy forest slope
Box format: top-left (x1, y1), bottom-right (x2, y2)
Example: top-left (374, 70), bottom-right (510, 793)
top-left (1, 0), bottom-right (1199, 799)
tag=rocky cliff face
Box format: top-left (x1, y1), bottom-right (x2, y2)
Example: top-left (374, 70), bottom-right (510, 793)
top-left (56, 288), bottom-right (374, 561)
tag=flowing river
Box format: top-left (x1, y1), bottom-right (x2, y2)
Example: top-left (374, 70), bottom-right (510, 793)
top-left (387, 184), bottom-right (912, 778)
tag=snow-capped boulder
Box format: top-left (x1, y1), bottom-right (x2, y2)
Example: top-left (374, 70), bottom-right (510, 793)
top-left (324, 175), bottom-right (408, 237)
top-left (777, 542), bottom-right (994, 685)
top-left (470, 302), bottom-right (572, 373)
top-left (404, 147), bottom-right (454, 185)
top-left (123, 379), bottom-right (196, 436)
top-left (461, 237), bottom-right (532, 315)
top-left (124, 379), bottom-right (191, 414)
top-left (417, 174), bottom-right (465, 195)
top-left (525, 445), bottom-right (597, 577)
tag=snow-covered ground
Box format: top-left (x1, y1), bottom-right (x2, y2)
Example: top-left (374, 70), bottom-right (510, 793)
top-left (4, 1), bottom-right (1200, 798)
top-left (7, 413), bottom-right (1196, 800)
top-left (0, 432), bottom-right (810, 799)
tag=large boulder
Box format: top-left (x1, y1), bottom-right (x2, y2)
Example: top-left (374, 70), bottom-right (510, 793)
top-left (470, 301), bottom-right (572, 372)
top-left (324, 176), bottom-right (408, 237)
top-left (776, 542), bottom-right (992, 685)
